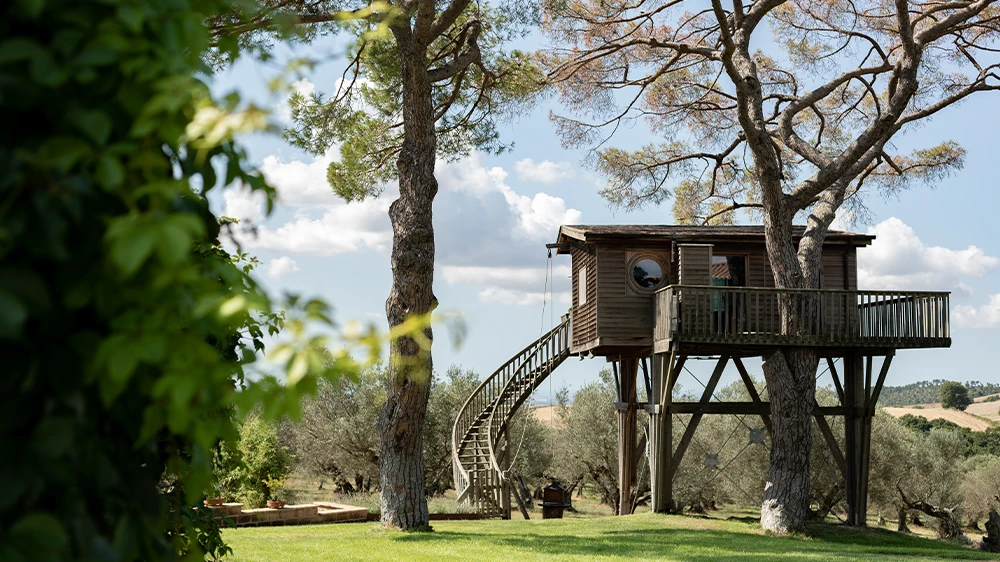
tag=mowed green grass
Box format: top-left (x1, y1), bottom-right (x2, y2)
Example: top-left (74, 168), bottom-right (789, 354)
top-left (223, 512), bottom-right (1000, 561)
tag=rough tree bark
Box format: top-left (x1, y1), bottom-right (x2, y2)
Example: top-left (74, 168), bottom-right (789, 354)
top-left (897, 506), bottom-right (911, 533)
top-left (761, 348), bottom-right (819, 532)
top-left (376, 25), bottom-right (438, 531)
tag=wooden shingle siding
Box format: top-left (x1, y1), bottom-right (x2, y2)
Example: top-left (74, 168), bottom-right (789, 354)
top-left (678, 244), bottom-right (712, 285)
top-left (568, 236), bottom-right (863, 353)
top-left (594, 246), bottom-right (658, 345)
top-left (570, 243), bottom-right (597, 350)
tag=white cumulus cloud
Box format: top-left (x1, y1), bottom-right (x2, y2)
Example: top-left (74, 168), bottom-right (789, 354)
top-left (858, 217), bottom-right (998, 293)
top-left (514, 158), bottom-right (575, 184)
top-left (266, 256), bottom-right (301, 280)
top-left (223, 150), bottom-right (581, 305)
top-left (222, 185), bottom-right (267, 223)
top-left (254, 199), bottom-right (392, 255)
top-left (953, 294), bottom-right (1000, 329)
top-left (477, 287), bottom-right (571, 306)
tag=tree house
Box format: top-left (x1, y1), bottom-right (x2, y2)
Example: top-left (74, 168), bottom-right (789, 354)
top-left (452, 225), bottom-right (951, 523)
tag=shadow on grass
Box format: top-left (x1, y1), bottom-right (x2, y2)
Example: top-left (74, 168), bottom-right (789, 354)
top-left (390, 518), bottom-right (999, 561)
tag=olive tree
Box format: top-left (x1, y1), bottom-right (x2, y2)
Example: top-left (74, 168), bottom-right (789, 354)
top-left (540, 0), bottom-right (1000, 533)
top-left (212, 1), bottom-right (540, 529)
top-left (961, 456), bottom-right (1000, 527)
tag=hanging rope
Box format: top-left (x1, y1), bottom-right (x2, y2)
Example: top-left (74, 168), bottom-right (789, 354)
top-left (503, 249), bottom-right (555, 477)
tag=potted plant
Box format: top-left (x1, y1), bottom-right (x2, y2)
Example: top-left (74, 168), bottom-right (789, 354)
top-left (263, 476), bottom-right (287, 509)
top-left (204, 481), bottom-right (226, 506)
top-left (205, 480), bottom-right (226, 506)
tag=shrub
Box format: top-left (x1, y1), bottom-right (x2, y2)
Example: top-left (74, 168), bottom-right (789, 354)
top-left (234, 414), bottom-right (294, 507)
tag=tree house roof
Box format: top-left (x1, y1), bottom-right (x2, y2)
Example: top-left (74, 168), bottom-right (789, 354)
top-left (553, 225), bottom-right (875, 252)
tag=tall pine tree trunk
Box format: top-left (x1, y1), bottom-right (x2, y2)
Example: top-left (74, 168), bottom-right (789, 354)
top-left (761, 348), bottom-right (818, 532)
top-left (377, 29), bottom-right (437, 530)
top-left (758, 215), bottom-right (822, 534)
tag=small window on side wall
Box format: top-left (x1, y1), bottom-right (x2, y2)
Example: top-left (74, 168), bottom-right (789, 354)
top-left (628, 256), bottom-right (668, 292)
top-left (579, 265), bottom-right (587, 305)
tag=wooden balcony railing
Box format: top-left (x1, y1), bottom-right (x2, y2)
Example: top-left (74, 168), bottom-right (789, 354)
top-left (654, 285), bottom-right (950, 349)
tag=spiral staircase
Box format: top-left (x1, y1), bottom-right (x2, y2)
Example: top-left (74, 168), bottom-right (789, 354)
top-left (451, 316), bottom-right (572, 518)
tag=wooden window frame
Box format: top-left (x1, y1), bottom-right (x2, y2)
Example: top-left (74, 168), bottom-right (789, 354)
top-left (626, 253), bottom-right (669, 294)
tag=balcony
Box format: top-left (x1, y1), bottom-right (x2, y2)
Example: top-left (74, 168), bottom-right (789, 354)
top-left (653, 285), bottom-right (951, 353)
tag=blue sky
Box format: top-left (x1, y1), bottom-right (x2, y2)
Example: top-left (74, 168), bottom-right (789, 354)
top-left (211, 35), bottom-right (1000, 400)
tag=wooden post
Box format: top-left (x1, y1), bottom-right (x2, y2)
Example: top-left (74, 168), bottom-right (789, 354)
top-left (666, 354), bottom-right (686, 512)
top-left (844, 353), bottom-right (867, 526)
top-left (649, 352), bottom-right (670, 513)
top-left (671, 355), bottom-right (728, 472)
top-left (499, 423), bottom-right (512, 520)
top-left (616, 357), bottom-right (640, 516)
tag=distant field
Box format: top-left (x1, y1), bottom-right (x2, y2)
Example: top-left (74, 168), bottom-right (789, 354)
top-left (531, 404), bottom-right (565, 428)
top-left (884, 393), bottom-right (1000, 431)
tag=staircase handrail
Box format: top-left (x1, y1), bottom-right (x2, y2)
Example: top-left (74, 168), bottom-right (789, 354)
top-left (451, 317), bottom-right (571, 496)
top-left (485, 321), bottom-right (569, 480)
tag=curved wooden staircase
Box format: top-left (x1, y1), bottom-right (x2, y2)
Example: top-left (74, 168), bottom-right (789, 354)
top-left (451, 316), bottom-right (572, 518)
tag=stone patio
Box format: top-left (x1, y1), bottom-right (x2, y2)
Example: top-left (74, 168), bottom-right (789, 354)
top-left (206, 501), bottom-right (368, 527)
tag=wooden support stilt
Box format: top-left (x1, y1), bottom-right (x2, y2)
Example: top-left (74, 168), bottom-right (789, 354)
top-left (616, 357), bottom-right (640, 516)
top-left (844, 353), bottom-right (867, 526)
top-left (670, 355), bottom-right (728, 475)
top-left (827, 357), bottom-right (845, 405)
top-left (814, 411), bottom-right (847, 477)
top-left (868, 351), bottom-right (894, 415)
top-left (498, 424), bottom-right (512, 520)
top-left (648, 352), bottom-right (666, 513)
top-left (663, 353), bottom-right (685, 512)
top-left (733, 357), bottom-right (773, 435)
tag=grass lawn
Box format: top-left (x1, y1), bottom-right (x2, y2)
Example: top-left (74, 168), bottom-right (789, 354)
top-left (223, 512), bottom-right (1000, 561)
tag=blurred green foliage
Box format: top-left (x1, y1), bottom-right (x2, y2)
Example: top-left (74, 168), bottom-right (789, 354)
top-left (0, 0), bottom-right (369, 559)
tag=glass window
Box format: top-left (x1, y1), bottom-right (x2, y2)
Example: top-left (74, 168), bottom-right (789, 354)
top-left (712, 255), bottom-right (747, 312)
top-left (632, 258), bottom-right (665, 289)
top-left (579, 265), bottom-right (587, 305)
top-left (711, 255), bottom-right (747, 287)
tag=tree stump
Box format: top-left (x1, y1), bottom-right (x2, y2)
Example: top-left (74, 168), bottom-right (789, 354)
top-left (982, 509), bottom-right (1000, 553)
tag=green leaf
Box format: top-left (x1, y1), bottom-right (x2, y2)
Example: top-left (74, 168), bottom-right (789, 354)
top-left (96, 153), bottom-right (125, 189)
top-left (287, 353), bottom-right (308, 385)
top-left (31, 417), bottom-right (74, 458)
top-left (117, 4), bottom-right (145, 32)
top-left (16, 0), bottom-right (45, 18)
top-left (156, 217), bottom-right (197, 264)
top-left (9, 512), bottom-right (67, 554)
top-left (0, 290), bottom-right (27, 338)
top-left (0, 39), bottom-right (44, 64)
top-left (109, 223), bottom-right (156, 277)
top-left (29, 51), bottom-right (66, 86)
top-left (70, 110), bottom-right (112, 146)
top-left (38, 136), bottom-right (91, 172)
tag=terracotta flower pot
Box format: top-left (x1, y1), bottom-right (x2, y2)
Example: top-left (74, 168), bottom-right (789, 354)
top-left (204, 497), bottom-right (225, 506)
top-left (267, 500), bottom-right (286, 509)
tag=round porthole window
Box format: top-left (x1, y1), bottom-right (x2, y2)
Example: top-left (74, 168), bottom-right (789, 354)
top-left (629, 256), bottom-right (667, 291)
